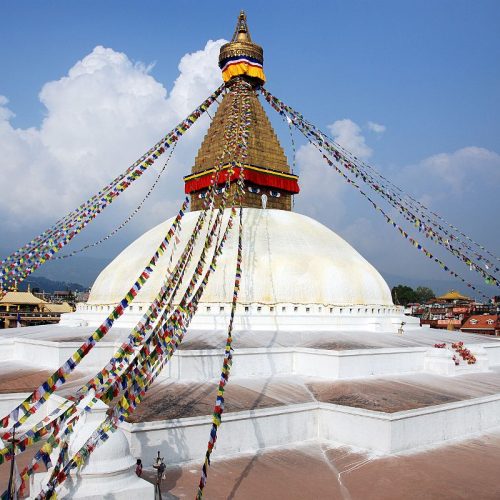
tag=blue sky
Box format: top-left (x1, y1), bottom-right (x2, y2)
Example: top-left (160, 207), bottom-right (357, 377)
top-left (0, 1), bottom-right (499, 296)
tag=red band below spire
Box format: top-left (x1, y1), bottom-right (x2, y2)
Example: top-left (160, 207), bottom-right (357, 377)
top-left (184, 166), bottom-right (300, 194)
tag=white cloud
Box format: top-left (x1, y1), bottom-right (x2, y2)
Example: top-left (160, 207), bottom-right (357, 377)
top-left (0, 40), bottom-right (225, 227)
top-left (328, 119), bottom-right (372, 159)
top-left (293, 142), bottom-right (347, 225)
top-left (367, 121), bottom-right (386, 134)
top-left (400, 146), bottom-right (500, 195)
top-left (294, 118), bottom-right (499, 286)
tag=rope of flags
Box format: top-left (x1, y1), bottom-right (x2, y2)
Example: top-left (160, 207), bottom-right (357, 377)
top-left (262, 87), bottom-right (499, 269)
top-left (315, 142), bottom-right (491, 300)
top-left (1, 81), bottom-right (253, 499)
top-left (76, 82), bottom-right (252, 407)
top-left (196, 207), bottom-right (243, 499)
top-left (0, 198), bottom-right (189, 437)
top-left (261, 87), bottom-right (499, 295)
top-left (196, 80), bottom-right (251, 499)
top-left (4, 204), bottom-right (217, 497)
top-left (317, 137), bottom-right (500, 278)
top-left (267, 97), bottom-right (493, 300)
top-left (0, 211), bottom-right (193, 481)
top-left (0, 85), bottom-right (225, 292)
top-left (346, 150), bottom-right (500, 266)
top-left (39, 216), bottom-right (231, 496)
top-left (37, 81), bottom-right (250, 500)
top-left (4, 74), bottom-right (491, 499)
top-left (35, 155), bottom-right (244, 499)
top-left (55, 142), bottom-right (178, 260)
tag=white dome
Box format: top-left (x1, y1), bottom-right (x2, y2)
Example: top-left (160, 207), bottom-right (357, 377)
top-left (88, 208), bottom-right (393, 307)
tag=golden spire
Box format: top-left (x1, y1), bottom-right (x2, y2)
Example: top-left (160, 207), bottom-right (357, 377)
top-left (232, 10), bottom-right (252, 42)
top-left (219, 11), bottom-right (265, 84)
top-left (184, 11), bottom-right (300, 212)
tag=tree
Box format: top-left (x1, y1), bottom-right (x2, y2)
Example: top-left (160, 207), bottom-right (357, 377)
top-left (415, 286), bottom-right (435, 304)
top-left (391, 285), bottom-right (436, 305)
top-left (391, 285), bottom-right (418, 306)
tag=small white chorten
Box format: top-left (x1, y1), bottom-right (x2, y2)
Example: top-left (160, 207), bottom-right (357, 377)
top-left (30, 395), bottom-right (153, 499)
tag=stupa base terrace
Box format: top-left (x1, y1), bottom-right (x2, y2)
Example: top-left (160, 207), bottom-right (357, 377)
top-left (2, 323), bottom-right (500, 494)
top-left (141, 434), bottom-right (500, 500)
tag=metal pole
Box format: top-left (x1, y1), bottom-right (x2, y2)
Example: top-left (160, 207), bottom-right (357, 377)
top-left (7, 428), bottom-right (16, 500)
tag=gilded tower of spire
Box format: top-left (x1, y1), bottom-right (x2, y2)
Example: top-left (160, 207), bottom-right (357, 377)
top-left (184, 11), bottom-right (299, 211)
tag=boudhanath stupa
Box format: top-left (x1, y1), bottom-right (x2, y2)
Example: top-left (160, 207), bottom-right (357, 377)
top-left (2, 11), bottom-right (500, 500)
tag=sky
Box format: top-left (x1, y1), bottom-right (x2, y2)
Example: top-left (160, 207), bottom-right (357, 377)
top-left (0, 0), bottom-right (499, 297)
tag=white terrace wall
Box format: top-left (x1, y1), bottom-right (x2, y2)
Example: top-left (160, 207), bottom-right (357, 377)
top-left (2, 339), bottom-right (498, 379)
top-left (122, 404), bottom-right (317, 465)
top-left (121, 394), bottom-right (500, 466)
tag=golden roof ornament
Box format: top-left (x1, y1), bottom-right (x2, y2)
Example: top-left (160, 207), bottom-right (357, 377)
top-left (219, 11), bottom-right (266, 85)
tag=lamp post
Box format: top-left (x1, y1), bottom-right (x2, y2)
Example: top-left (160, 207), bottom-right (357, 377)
top-left (398, 321), bottom-right (406, 335)
top-left (152, 450), bottom-right (166, 499)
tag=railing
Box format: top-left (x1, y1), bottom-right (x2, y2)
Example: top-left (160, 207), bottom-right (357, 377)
top-left (0, 311), bottom-right (62, 319)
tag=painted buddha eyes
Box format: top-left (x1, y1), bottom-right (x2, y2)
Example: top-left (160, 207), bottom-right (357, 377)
top-left (247, 185), bottom-right (280, 198)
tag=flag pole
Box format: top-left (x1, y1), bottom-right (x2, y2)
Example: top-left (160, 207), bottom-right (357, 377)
top-left (7, 427), bottom-right (16, 500)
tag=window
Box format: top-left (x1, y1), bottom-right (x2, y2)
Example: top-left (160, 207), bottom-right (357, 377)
top-left (206, 306), bottom-right (211, 313)
top-left (282, 306), bottom-right (286, 312)
top-left (245, 306), bottom-right (249, 312)
top-left (220, 306), bottom-right (225, 312)
top-left (306, 307), bottom-right (310, 313)
top-left (270, 306), bottom-right (274, 312)
top-left (257, 306), bottom-right (262, 312)
top-left (294, 306), bottom-right (298, 312)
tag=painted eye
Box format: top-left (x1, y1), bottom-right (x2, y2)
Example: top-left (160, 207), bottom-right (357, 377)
top-left (269, 190), bottom-right (281, 198)
top-left (215, 186), bottom-right (225, 194)
top-left (248, 186), bottom-right (261, 194)
top-left (198, 191), bottom-right (207, 199)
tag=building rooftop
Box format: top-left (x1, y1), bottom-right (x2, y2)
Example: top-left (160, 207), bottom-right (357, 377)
top-left (435, 290), bottom-right (473, 302)
top-left (43, 301), bottom-right (74, 313)
top-left (462, 314), bottom-right (500, 330)
top-left (0, 290), bottom-right (46, 305)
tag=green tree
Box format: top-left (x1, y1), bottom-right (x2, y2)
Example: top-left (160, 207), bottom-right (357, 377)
top-left (415, 286), bottom-right (435, 303)
top-left (391, 285), bottom-right (418, 306)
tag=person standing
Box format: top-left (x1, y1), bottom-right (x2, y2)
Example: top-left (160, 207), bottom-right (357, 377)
top-left (135, 458), bottom-right (143, 477)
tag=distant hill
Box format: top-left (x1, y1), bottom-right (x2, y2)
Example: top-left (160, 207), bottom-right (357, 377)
top-left (18, 276), bottom-right (87, 293)
top-left (0, 247), bottom-right (110, 288)
top-left (381, 272), bottom-right (483, 299)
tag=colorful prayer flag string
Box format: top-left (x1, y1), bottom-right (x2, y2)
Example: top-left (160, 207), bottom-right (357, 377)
top-left (196, 80), bottom-right (251, 499)
top-left (0, 85), bottom-right (225, 292)
top-left (0, 198), bottom-right (189, 433)
top-left (261, 87), bottom-right (499, 295)
top-left (15, 80), bottom-right (252, 499)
